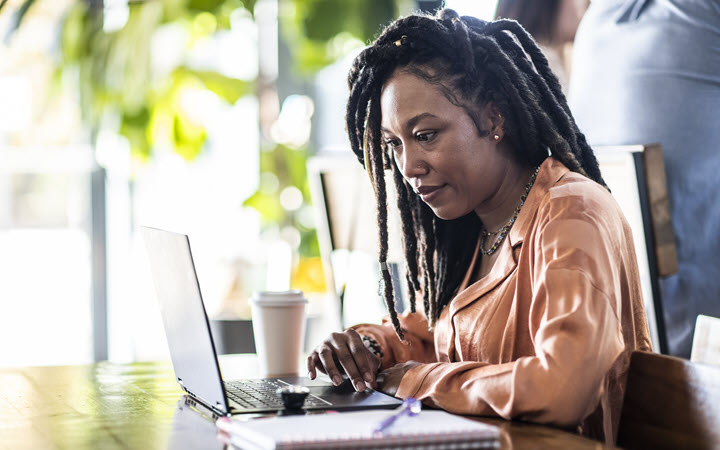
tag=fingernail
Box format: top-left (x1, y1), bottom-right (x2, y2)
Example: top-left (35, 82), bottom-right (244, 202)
top-left (332, 375), bottom-right (341, 385)
top-left (308, 371), bottom-right (314, 380)
top-left (355, 380), bottom-right (366, 392)
top-left (364, 372), bottom-right (373, 383)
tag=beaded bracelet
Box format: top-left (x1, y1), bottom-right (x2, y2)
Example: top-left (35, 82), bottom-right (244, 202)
top-left (361, 335), bottom-right (384, 362)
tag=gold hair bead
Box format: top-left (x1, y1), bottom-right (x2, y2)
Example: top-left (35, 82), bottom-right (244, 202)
top-left (394, 35), bottom-right (407, 46)
top-left (451, 17), bottom-right (460, 23)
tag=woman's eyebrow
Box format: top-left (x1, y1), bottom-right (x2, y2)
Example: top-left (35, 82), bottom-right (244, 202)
top-left (381, 112), bottom-right (440, 134)
top-left (405, 112), bottom-right (439, 130)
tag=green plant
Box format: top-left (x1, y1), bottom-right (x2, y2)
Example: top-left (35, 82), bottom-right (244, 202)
top-left (244, 143), bottom-right (318, 256)
top-left (6, 0), bottom-right (406, 266)
top-left (57, 0), bottom-right (255, 161)
top-left (281, 0), bottom-right (400, 74)
top-left (241, 0), bottom-right (405, 262)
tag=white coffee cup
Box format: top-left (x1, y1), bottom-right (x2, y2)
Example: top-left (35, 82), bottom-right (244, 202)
top-left (249, 290), bottom-right (308, 377)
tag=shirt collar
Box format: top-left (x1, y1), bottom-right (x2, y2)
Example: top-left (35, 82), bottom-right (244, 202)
top-left (507, 157), bottom-right (570, 247)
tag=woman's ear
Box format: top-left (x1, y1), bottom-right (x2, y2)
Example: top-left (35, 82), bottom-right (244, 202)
top-left (486, 103), bottom-right (505, 142)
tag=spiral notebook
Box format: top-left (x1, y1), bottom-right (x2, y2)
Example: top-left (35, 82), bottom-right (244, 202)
top-left (217, 409), bottom-right (500, 449)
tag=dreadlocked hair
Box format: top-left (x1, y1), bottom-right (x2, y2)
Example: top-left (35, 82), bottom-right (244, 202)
top-left (345, 8), bottom-right (606, 339)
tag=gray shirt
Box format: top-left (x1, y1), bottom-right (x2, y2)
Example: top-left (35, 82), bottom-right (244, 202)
top-left (569, 0), bottom-right (720, 357)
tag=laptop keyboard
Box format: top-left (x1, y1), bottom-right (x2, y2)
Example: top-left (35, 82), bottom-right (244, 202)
top-left (224, 379), bottom-right (327, 411)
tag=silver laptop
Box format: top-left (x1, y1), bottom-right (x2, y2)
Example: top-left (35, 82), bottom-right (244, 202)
top-left (141, 226), bottom-right (402, 416)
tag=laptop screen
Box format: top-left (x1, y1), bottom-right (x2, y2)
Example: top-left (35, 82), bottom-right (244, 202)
top-left (141, 226), bottom-right (230, 414)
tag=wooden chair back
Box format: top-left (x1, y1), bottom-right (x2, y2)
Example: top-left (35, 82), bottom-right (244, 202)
top-left (617, 350), bottom-right (720, 449)
top-left (595, 144), bottom-right (676, 354)
top-left (691, 315), bottom-right (720, 366)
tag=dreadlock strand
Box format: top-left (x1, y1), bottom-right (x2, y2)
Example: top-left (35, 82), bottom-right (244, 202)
top-left (475, 35), bottom-right (588, 174)
top-left (346, 75), bottom-right (371, 162)
top-left (479, 60), bottom-right (539, 154)
top-left (487, 20), bottom-right (570, 113)
top-left (487, 20), bottom-right (606, 185)
top-left (414, 203), bottom-right (432, 321)
top-left (419, 205), bottom-right (437, 325)
top-left (392, 162), bottom-right (421, 313)
top-left (367, 93), bottom-right (405, 341)
top-left (491, 30), bottom-right (589, 173)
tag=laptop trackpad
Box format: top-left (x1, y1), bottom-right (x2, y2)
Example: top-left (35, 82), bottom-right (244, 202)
top-left (277, 376), bottom-right (402, 409)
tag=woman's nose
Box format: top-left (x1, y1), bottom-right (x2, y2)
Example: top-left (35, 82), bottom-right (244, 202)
top-left (399, 144), bottom-right (429, 179)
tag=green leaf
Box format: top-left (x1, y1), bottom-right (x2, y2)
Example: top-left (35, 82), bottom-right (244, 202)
top-left (120, 107), bottom-right (152, 158)
top-left (282, 0), bottom-right (398, 75)
top-left (240, 0), bottom-right (258, 15)
top-left (243, 191), bottom-right (285, 223)
top-left (359, 0), bottom-right (396, 40)
top-left (187, 0), bottom-right (226, 13)
top-left (298, 229), bottom-right (320, 258)
top-left (302, 0), bottom-right (346, 41)
top-left (295, 40), bottom-right (334, 75)
top-left (172, 112), bottom-right (207, 160)
top-left (177, 67), bottom-right (253, 103)
top-left (59, 3), bottom-right (89, 64)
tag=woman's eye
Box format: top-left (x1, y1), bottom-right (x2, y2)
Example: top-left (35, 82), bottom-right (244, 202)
top-left (385, 139), bottom-right (402, 150)
top-left (416, 131), bottom-right (437, 142)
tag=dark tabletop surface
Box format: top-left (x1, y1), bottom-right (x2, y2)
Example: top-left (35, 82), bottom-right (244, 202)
top-left (0, 355), bottom-right (615, 449)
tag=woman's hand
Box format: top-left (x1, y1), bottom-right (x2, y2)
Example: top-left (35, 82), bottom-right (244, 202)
top-left (376, 361), bottom-right (423, 396)
top-left (307, 329), bottom-right (381, 392)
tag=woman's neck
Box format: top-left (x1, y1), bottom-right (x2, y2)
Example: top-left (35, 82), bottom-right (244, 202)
top-left (474, 162), bottom-right (535, 233)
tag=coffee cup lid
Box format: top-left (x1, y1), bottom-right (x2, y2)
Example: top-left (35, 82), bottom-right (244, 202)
top-left (250, 290), bottom-right (308, 306)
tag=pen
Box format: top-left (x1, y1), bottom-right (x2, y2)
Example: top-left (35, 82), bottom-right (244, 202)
top-left (372, 397), bottom-right (422, 435)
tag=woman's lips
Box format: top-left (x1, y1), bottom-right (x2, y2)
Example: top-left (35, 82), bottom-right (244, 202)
top-left (417, 184), bottom-right (446, 202)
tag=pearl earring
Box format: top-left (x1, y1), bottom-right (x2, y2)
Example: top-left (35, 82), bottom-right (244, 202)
top-left (493, 134), bottom-right (500, 141)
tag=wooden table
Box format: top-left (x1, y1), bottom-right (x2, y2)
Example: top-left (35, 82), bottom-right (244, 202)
top-left (0, 356), bottom-right (615, 449)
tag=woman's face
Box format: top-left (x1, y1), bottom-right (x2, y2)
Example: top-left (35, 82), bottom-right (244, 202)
top-left (380, 69), bottom-right (515, 221)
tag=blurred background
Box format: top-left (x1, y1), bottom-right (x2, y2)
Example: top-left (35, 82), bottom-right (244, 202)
top-left (0, 0), bottom-right (501, 367)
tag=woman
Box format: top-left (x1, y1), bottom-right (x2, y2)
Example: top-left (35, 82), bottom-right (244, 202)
top-left (307, 9), bottom-right (651, 444)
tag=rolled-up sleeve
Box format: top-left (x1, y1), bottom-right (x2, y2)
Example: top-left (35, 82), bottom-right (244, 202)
top-left (351, 312), bottom-right (437, 371)
top-left (396, 272), bottom-right (623, 426)
top-left (395, 211), bottom-right (627, 428)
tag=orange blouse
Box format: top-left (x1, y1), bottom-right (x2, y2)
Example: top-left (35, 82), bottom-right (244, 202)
top-left (353, 157), bottom-right (652, 444)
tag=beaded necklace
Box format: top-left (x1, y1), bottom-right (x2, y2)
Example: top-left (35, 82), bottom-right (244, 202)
top-left (480, 166), bottom-right (540, 256)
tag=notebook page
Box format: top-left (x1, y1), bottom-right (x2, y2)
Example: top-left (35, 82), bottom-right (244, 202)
top-left (219, 409), bottom-right (499, 449)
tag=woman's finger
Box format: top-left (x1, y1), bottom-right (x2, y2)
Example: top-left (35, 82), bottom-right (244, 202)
top-left (325, 332), bottom-right (366, 392)
top-left (316, 344), bottom-right (343, 386)
top-left (306, 353), bottom-right (320, 379)
top-left (346, 329), bottom-right (377, 384)
top-left (333, 343), bottom-right (367, 392)
top-left (308, 353), bottom-right (328, 378)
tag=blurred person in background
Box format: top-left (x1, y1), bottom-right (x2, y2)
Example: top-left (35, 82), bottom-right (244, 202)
top-left (569, 0), bottom-right (720, 358)
top-left (495, 0), bottom-right (590, 93)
